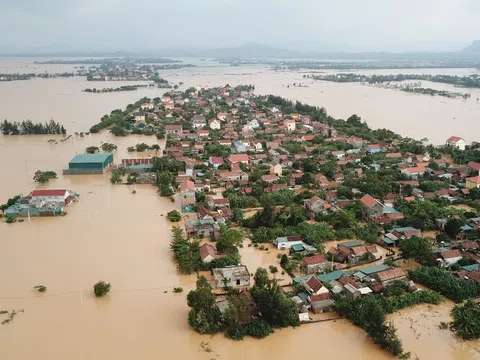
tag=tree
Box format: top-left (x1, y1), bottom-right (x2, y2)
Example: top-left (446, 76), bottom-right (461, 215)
top-left (331, 210), bottom-right (357, 230)
top-left (101, 143), bottom-right (117, 152)
top-left (256, 196), bottom-right (276, 227)
top-left (85, 146), bottom-right (99, 154)
top-left (250, 268), bottom-right (299, 328)
top-left (399, 236), bottom-right (435, 266)
top-left (445, 218), bottom-right (465, 238)
top-left (110, 171), bottom-right (122, 184)
top-left (451, 300), bottom-right (480, 340)
top-left (167, 210), bottom-right (182, 222)
top-left (150, 144), bottom-right (160, 151)
top-left (217, 227), bottom-right (243, 254)
top-left (187, 275), bottom-right (223, 334)
top-left (93, 281), bottom-right (111, 297)
top-left (33, 170), bottom-right (57, 184)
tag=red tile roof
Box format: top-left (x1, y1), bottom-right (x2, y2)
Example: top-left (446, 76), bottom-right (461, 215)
top-left (180, 180), bottom-right (194, 191)
top-left (447, 136), bottom-right (463, 143)
top-left (468, 161), bottom-right (480, 171)
top-left (199, 243), bottom-right (216, 261)
top-left (31, 189), bottom-right (67, 197)
top-left (375, 268), bottom-right (406, 282)
top-left (309, 293), bottom-right (331, 302)
top-left (441, 249), bottom-right (462, 259)
top-left (360, 194), bottom-right (378, 208)
top-left (338, 275), bottom-right (361, 289)
top-left (304, 254), bottom-right (327, 265)
top-left (306, 276), bottom-right (324, 293)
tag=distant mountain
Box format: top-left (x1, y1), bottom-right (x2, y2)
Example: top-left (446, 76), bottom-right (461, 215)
top-left (461, 40), bottom-right (480, 54)
top-left (2, 41), bottom-right (480, 62)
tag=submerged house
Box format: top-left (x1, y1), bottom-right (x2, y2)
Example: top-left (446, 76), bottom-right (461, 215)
top-left (213, 265), bottom-right (250, 289)
top-left (5, 189), bottom-right (79, 217)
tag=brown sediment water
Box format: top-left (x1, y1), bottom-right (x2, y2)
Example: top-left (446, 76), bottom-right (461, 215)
top-left (0, 59), bottom-right (479, 359)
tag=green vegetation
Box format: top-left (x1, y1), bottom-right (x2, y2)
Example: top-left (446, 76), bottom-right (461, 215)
top-left (0, 195), bottom-right (20, 212)
top-left (33, 285), bottom-right (47, 293)
top-left (408, 267), bottom-right (480, 303)
top-left (187, 276), bottom-right (223, 334)
top-left (101, 143), bottom-right (118, 152)
top-left (335, 296), bottom-right (407, 357)
top-left (110, 171), bottom-right (122, 184)
top-left (173, 287), bottom-right (183, 293)
top-left (83, 84), bottom-right (153, 93)
top-left (313, 73), bottom-right (480, 88)
top-left (169, 227), bottom-right (240, 274)
top-left (93, 281), bottom-right (111, 297)
top-left (33, 170), bottom-right (57, 184)
top-left (1, 119), bottom-right (66, 135)
top-left (85, 146), bottom-right (99, 154)
top-left (399, 236), bottom-right (435, 266)
top-left (451, 300), bottom-right (480, 340)
top-left (167, 210), bottom-right (182, 222)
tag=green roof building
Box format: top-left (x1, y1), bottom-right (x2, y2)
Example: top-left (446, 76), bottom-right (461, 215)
top-left (64, 153), bottom-right (113, 174)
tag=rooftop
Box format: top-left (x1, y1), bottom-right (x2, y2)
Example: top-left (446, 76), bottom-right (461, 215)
top-left (69, 153), bottom-right (112, 164)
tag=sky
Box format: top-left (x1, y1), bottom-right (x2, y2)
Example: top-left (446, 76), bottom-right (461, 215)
top-left (1, 0), bottom-right (479, 53)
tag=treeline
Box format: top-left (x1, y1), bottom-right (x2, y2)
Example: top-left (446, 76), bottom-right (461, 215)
top-left (313, 73), bottom-right (480, 88)
top-left (408, 266), bottom-right (480, 303)
top-left (335, 290), bottom-right (442, 357)
top-left (1, 119), bottom-right (66, 135)
top-left (186, 268), bottom-right (299, 340)
top-left (34, 58), bottom-right (181, 65)
top-left (83, 84), bottom-right (153, 93)
top-left (0, 73), bottom-right (75, 81)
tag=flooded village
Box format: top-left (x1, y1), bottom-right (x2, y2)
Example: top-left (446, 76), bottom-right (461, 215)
top-left (2, 60), bottom-right (480, 360)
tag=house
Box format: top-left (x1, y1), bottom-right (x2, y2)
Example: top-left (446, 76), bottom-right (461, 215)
top-left (217, 171), bottom-right (249, 183)
top-left (446, 136), bottom-right (467, 150)
top-left (217, 112), bottom-right (227, 121)
top-left (270, 161), bottom-right (282, 176)
top-left (284, 119), bottom-right (296, 131)
top-left (209, 119), bottom-right (221, 130)
top-left (234, 141), bottom-right (247, 153)
top-left (468, 161), bottom-right (480, 175)
top-left (209, 156), bottom-right (224, 169)
top-left (133, 112), bottom-right (146, 122)
top-left (140, 102), bottom-right (154, 110)
top-left (192, 118), bottom-right (207, 129)
top-left (365, 144), bottom-right (381, 153)
top-left (199, 243), bottom-right (217, 263)
top-left (30, 189), bottom-right (71, 203)
top-left (165, 125), bottom-right (183, 135)
top-left (465, 175), bottom-right (480, 189)
top-left (227, 154), bottom-right (249, 165)
top-left (304, 276), bottom-right (329, 295)
top-left (273, 235), bottom-right (303, 249)
top-left (309, 293), bottom-right (335, 314)
top-left (304, 196), bottom-right (326, 214)
top-left (440, 249), bottom-right (463, 267)
top-left (262, 174), bottom-right (278, 183)
top-left (374, 268), bottom-right (407, 287)
top-left (348, 136), bottom-right (364, 149)
top-left (401, 166), bottom-right (426, 179)
top-left (360, 194), bottom-right (383, 220)
top-left (303, 254), bottom-right (328, 274)
top-left (180, 180), bottom-right (195, 211)
top-left (213, 265), bottom-right (250, 289)
top-left (248, 119), bottom-right (261, 129)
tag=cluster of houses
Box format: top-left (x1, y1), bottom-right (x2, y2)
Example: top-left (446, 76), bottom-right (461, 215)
top-left (3, 189), bottom-right (79, 217)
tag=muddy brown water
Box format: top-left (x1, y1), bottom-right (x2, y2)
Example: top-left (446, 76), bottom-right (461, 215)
top-left (0, 59), bottom-right (479, 359)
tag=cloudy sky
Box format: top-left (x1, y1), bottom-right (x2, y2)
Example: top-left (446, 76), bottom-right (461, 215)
top-left (1, 0), bottom-right (479, 52)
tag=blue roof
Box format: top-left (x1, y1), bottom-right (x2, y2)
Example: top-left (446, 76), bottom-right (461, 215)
top-left (390, 226), bottom-right (418, 233)
top-left (317, 270), bottom-right (345, 283)
top-left (292, 243), bottom-right (305, 251)
top-left (359, 264), bottom-right (390, 275)
top-left (297, 292), bottom-right (309, 303)
top-left (353, 271), bottom-right (367, 280)
top-left (460, 225), bottom-right (473, 231)
top-left (292, 275), bottom-right (311, 284)
top-left (382, 207), bottom-right (400, 214)
top-left (462, 264), bottom-right (479, 272)
top-left (69, 153), bottom-right (112, 164)
top-left (381, 237), bottom-right (395, 244)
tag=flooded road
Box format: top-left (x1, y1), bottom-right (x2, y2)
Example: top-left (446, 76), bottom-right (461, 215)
top-left (1, 59), bottom-right (480, 359)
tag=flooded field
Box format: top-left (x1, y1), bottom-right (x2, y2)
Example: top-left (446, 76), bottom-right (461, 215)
top-left (1, 58), bottom-right (480, 359)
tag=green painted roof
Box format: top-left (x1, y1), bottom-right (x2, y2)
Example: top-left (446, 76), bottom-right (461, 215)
top-left (353, 271), bottom-right (367, 280)
top-left (462, 264), bottom-right (479, 272)
top-left (381, 237), bottom-right (395, 244)
top-left (69, 153), bottom-right (112, 164)
top-left (317, 270), bottom-right (345, 283)
top-left (359, 264), bottom-right (390, 275)
top-left (339, 240), bottom-right (362, 248)
top-left (292, 243), bottom-right (305, 251)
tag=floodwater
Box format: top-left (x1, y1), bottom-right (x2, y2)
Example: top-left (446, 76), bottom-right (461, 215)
top-left (1, 59), bottom-right (480, 359)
